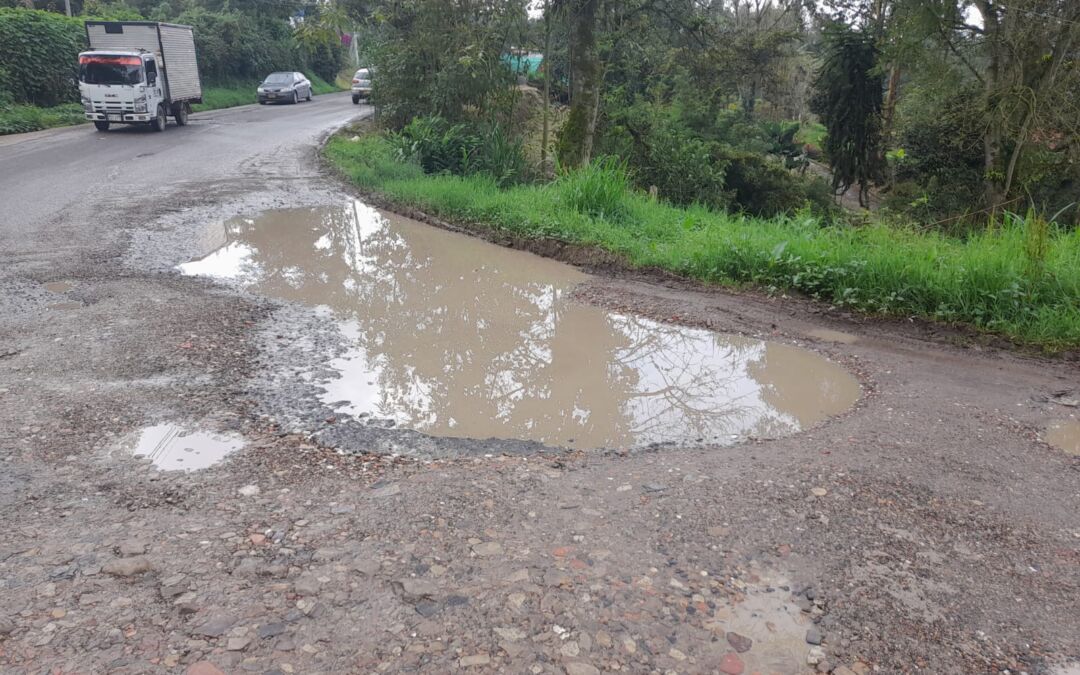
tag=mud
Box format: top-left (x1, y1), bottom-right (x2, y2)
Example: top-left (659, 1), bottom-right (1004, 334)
top-left (116, 423), bottom-right (246, 471)
top-left (42, 281), bottom-right (74, 293)
top-left (179, 202), bottom-right (859, 450)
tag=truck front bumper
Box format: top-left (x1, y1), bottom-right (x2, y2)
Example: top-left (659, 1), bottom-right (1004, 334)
top-left (85, 112), bottom-right (153, 123)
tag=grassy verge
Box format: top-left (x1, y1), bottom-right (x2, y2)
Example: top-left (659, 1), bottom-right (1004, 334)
top-left (324, 133), bottom-right (1080, 351)
top-left (0, 103), bottom-right (86, 135)
top-left (0, 72), bottom-right (345, 135)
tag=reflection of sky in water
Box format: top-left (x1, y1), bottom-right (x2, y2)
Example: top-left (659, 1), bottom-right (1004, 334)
top-left (180, 201), bottom-right (859, 449)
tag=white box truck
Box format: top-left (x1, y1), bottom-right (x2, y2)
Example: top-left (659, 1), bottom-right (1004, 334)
top-left (79, 21), bottom-right (202, 132)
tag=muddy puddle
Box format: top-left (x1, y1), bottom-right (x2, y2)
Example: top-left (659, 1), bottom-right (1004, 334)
top-left (181, 201), bottom-right (859, 450)
top-left (1046, 419), bottom-right (1080, 456)
top-left (43, 281), bottom-right (74, 293)
top-left (116, 424), bottom-right (244, 471)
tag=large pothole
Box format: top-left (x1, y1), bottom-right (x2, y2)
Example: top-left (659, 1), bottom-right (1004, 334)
top-left (180, 201), bottom-right (859, 450)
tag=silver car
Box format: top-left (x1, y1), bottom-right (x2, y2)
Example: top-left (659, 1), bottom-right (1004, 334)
top-left (258, 72), bottom-right (312, 105)
top-left (351, 68), bottom-right (372, 104)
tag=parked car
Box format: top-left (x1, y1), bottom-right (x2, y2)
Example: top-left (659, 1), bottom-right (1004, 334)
top-left (351, 67), bottom-right (372, 104)
top-left (258, 72), bottom-right (311, 104)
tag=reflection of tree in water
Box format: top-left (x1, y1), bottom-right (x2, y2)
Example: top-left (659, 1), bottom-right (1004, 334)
top-left (190, 201), bottom-right (851, 448)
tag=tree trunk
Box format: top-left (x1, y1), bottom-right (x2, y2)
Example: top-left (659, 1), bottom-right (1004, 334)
top-left (557, 0), bottom-right (601, 169)
top-left (975, 0), bottom-right (1006, 213)
top-left (541, 0), bottom-right (553, 178)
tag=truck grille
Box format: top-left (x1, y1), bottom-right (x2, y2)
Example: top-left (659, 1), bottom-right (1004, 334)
top-left (93, 101), bottom-right (135, 113)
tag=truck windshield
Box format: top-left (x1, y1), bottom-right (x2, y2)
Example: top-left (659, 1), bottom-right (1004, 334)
top-left (79, 55), bottom-right (143, 85)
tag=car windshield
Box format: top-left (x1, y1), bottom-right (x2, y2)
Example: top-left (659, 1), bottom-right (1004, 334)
top-left (355, 69), bottom-right (370, 80)
top-left (263, 73), bottom-right (294, 85)
top-left (79, 55), bottom-right (142, 85)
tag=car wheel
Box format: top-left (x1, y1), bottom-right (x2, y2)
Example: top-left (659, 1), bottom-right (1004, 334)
top-left (352, 95), bottom-right (360, 105)
top-left (151, 104), bottom-right (167, 132)
top-left (306, 88), bottom-right (312, 101)
top-left (292, 91), bottom-right (299, 105)
top-left (94, 121), bottom-right (110, 132)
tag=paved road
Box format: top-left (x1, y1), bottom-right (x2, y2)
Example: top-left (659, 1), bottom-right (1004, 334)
top-left (0, 92), bottom-right (365, 268)
top-left (1, 90), bottom-right (1079, 675)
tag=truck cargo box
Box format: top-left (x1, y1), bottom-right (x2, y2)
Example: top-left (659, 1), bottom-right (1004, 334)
top-left (85, 21), bottom-right (202, 104)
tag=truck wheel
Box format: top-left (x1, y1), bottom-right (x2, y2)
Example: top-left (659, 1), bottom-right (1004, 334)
top-left (94, 121), bottom-right (110, 132)
top-left (172, 102), bottom-right (189, 126)
top-left (151, 104), bottom-right (167, 132)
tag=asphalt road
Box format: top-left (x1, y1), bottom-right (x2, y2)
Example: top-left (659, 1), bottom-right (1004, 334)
top-left (1, 90), bottom-right (1079, 674)
top-left (0, 92), bottom-right (365, 263)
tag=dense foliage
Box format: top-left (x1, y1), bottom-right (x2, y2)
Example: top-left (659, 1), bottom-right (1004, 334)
top-left (0, 8), bottom-right (84, 107)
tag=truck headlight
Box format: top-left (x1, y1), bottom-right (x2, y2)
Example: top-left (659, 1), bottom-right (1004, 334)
top-left (134, 96), bottom-right (147, 113)
top-left (82, 98), bottom-right (93, 113)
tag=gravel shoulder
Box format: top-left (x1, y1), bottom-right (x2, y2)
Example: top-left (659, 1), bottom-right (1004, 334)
top-left (0, 104), bottom-right (1078, 674)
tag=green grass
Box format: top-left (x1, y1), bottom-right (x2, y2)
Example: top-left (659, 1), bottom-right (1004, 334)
top-left (0, 72), bottom-right (346, 135)
top-left (0, 102), bottom-right (86, 135)
top-left (324, 133), bottom-right (1080, 351)
top-left (795, 121), bottom-right (826, 148)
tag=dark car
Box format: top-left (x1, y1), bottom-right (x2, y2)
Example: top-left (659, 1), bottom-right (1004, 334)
top-left (258, 72), bottom-right (311, 104)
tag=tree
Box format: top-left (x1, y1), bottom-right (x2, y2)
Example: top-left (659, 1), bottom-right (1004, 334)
top-left (554, 0), bottom-right (601, 168)
top-left (812, 21), bottom-right (884, 207)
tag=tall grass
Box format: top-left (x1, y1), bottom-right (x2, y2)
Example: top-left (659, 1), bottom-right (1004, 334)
top-left (325, 134), bottom-right (1080, 350)
top-left (0, 103), bottom-right (85, 135)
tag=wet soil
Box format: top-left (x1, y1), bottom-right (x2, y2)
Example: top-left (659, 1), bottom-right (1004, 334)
top-left (1, 107), bottom-right (1079, 675)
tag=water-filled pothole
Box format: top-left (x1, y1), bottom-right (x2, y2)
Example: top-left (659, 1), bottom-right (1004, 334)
top-left (117, 424), bottom-right (245, 471)
top-left (181, 201), bottom-right (860, 449)
top-left (1046, 419), bottom-right (1079, 456)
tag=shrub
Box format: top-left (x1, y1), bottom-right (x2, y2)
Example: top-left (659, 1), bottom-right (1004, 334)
top-left (390, 115), bottom-right (527, 187)
top-left (0, 8), bottom-right (85, 106)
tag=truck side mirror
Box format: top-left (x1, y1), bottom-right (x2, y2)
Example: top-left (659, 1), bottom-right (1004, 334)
top-left (148, 71), bottom-right (157, 84)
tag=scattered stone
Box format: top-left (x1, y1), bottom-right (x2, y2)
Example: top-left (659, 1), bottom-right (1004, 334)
top-left (473, 541), bottom-right (504, 556)
top-left (561, 641), bottom-right (580, 657)
top-left (806, 627), bottom-right (823, 645)
top-left (238, 485), bottom-right (261, 497)
top-left (395, 578), bottom-right (437, 600)
top-left (186, 662), bottom-right (227, 675)
top-left (832, 667), bottom-right (858, 675)
top-left (193, 613), bottom-right (234, 638)
top-left (369, 483), bottom-right (401, 498)
top-left (249, 534), bottom-right (266, 545)
top-left (719, 652), bottom-right (745, 674)
top-left (495, 626), bottom-right (525, 642)
top-left (460, 654), bottom-right (491, 667)
top-left (50, 608), bottom-right (66, 619)
top-left (227, 636), bottom-right (251, 651)
top-left (669, 647), bottom-right (687, 661)
top-left (258, 622), bottom-right (288, 639)
top-left (807, 646), bottom-right (826, 666)
top-left (811, 487), bottom-right (828, 497)
top-left (0, 617), bottom-right (15, 635)
top-left (564, 663), bottom-right (600, 675)
top-left (726, 631), bottom-right (752, 653)
top-left (102, 556), bottom-right (152, 577)
top-left (118, 540), bottom-right (148, 556)
top-left (330, 504), bottom-right (355, 515)
top-left (642, 483), bottom-right (667, 493)
top-left (621, 636), bottom-right (637, 654)
top-left (293, 575), bottom-right (321, 596)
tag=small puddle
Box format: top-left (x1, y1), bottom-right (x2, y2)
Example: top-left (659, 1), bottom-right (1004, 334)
top-left (47, 301), bottom-right (82, 311)
top-left (1046, 419), bottom-right (1080, 456)
top-left (181, 202), bottom-right (860, 449)
top-left (117, 424), bottom-right (245, 471)
top-left (43, 281), bottom-right (74, 293)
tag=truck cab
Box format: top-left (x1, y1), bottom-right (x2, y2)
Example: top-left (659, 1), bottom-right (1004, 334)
top-left (79, 50), bottom-right (173, 131)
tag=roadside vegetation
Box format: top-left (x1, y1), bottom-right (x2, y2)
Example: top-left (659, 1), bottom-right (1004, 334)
top-left (0, 3), bottom-right (348, 134)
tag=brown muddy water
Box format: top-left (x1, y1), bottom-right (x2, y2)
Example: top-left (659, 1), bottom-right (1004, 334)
top-left (180, 201), bottom-right (860, 450)
top-left (1046, 419), bottom-right (1080, 456)
top-left (116, 424), bottom-right (245, 471)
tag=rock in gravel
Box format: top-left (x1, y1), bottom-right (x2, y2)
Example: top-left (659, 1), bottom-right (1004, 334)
top-left (102, 556), bottom-right (153, 577)
top-left (238, 484), bottom-right (260, 497)
top-left (193, 613), bottom-right (235, 638)
top-left (810, 487), bottom-right (828, 497)
top-left (118, 540), bottom-right (148, 556)
top-left (642, 483), bottom-right (668, 493)
top-left (258, 622), bottom-right (288, 639)
top-left (719, 652), bottom-right (745, 674)
top-left (227, 636), bottom-right (251, 651)
top-left (394, 578), bottom-right (437, 600)
top-left (186, 662), bottom-right (227, 675)
top-left (472, 541), bottom-right (503, 556)
top-left (806, 627), bottom-right (823, 645)
top-left (459, 654), bottom-right (490, 667)
top-left (726, 631), bottom-right (753, 653)
top-left (369, 482), bottom-right (400, 498)
top-left (807, 646), bottom-right (826, 665)
top-left (564, 663), bottom-right (600, 675)
top-left (293, 574), bottom-right (321, 596)
top-left (0, 617), bottom-right (15, 635)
